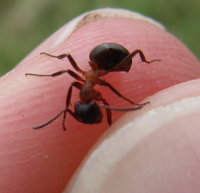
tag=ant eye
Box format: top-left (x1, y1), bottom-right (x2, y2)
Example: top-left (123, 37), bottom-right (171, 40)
top-left (89, 43), bottom-right (132, 71)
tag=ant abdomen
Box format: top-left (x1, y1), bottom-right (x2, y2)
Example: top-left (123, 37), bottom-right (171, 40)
top-left (74, 101), bottom-right (103, 124)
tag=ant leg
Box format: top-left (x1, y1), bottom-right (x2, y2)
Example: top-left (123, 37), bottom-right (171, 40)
top-left (128, 49), bottom-right (161, 64)
top-left (26, 69), bottom-right (84, 82)
top-left (111, 50), bottom-right (160, 72)
top-left (32, 80), bottom-right (82, 130)
top-left (66, 82), bottom-right (83, 106)
top-left (32, 108), bottom-right (79, 130)
top-left (62, 81), bottom-right (83, 130)
top-left (40, 52), bottom-right (84, 73)
top-left (95, 92), bottom-right (112, 125)
top-left (32, 110), bottom-right (65, 129)
top-left (100, 102), bottom-right (149, 111)
top-left (27, 72), bottom-right (83, 129)
top-left (99, 79), bottom-right (147, 105)
top-left (102, 99), bottom-right (112, 126)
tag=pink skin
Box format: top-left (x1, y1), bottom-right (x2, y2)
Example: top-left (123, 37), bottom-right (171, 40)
top-left (65, 79), bottom-right (200, 193)
top-left (0, 16), bottom-right (200, 193)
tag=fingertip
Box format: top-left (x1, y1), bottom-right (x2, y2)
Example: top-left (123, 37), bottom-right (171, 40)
top-left (65, 79), bottom-right (200, 193)
top-left (1, 7), bottom-right (200, 193)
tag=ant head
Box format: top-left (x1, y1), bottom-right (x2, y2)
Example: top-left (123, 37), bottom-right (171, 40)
top-left (89, 43), bottom-right (132, 72)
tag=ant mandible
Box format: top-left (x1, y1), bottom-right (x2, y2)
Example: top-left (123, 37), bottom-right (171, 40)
top-left (26, 43), bottom-right (160, 130)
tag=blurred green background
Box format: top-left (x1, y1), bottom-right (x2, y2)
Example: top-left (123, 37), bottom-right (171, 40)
top-left (0, 0), bottom-right (199, 76)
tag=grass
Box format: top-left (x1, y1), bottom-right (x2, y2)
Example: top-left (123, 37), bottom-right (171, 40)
top-left (0, 0), bottom-right (199, 75)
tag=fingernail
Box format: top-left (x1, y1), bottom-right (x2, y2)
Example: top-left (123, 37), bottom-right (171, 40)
top-left (51, 8), bottom-right (165, 48)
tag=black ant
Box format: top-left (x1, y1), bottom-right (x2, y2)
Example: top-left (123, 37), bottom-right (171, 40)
top-left (26, 43), bottom-right (160, 130)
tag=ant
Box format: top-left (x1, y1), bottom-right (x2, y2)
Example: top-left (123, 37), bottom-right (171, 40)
top-left (26, 43), bottom-right (160, 130)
